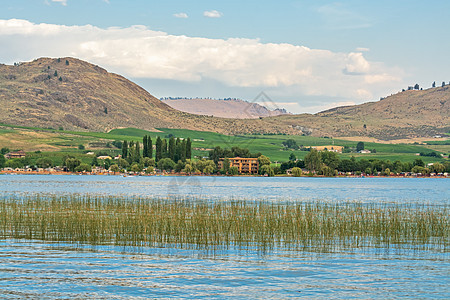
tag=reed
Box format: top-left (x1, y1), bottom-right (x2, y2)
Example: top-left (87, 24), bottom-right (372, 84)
top-left (0, 194), bottom-right (447, 253)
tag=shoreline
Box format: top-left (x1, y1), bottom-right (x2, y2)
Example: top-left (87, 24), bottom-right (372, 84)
top-left (0, 170), bottom-right (448, 178)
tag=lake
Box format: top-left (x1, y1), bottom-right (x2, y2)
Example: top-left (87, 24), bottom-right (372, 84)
top-left (0, 175), bottom-right (448, 299)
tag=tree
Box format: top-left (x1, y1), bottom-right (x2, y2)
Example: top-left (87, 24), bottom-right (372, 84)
top-left (258, 155), bottom-right (271, 166)
top-left (432, 81), bottom-right (436, 88)
top-left (222, 158), bottom-right (230, 173)
top-left (91, 156), bottom-right (98, 166)
top-left (145, 166), bottom-right (154, 174)
top-left (54, 70), bottom-right (58, 77)
top-left (109, 164), bottom-right (119, 174)
top-left (35, 157), bottom-right (53, 168)
top-left (0, 147), bottom-right (10, 155)
top-left (66, 158), bottom-right (81, 172)
top-left (414, 83), bottom-right (419, 90)
top-left (168, 137), bottom-right (175, 161)
top-left (155, 136), bottom-right (162, 162)
top-left (104, 158), bottom-right (111, 170)
top-left (356, 142), bottom-right (365, 152)
top-left (184, 164), bottom-right (194, 173)
top-left (291, 167), bottom-right (302, 177)
top-left (75, 163), bottom-right (91, 172)
top-left (118, 158), bottom-right (129, 169)
top-left (260, 165), bottom-right (274, 176)
top-left (143, 135), bottom-right (148, 158)
top-left (282, 139), bottom-right (299, 150)
top-left (413, 158), bottom-right (425, 167)
top-left (204, 165), bottom-right (214, 174)
top-left (131, 163), bottom-right (142, 173)
top-left (321, 166), bottom-right (336, 177)
top-left (186, 138), bottom-right (192, 160)
top-left (78, 144), bottom-right (85, 150)
top-left (162, 139), bottom-right (168, 158)
top-left (0, 154), bottom-right (6, 168)
top-left (65, 60), bottom-right (69, 65)
top-left (442, 82), bottom-right (446, 87)
top-left (228, 166), bottom-right (239, 175)
top-left (141, 157), bottom-right (155, 167)
top-left (131, 141), bottom-right (141, 163)
top-left (289, 153), bottom-right (297, 161)
top-left (157, 158), bottom-right (176, 171)
top-left (122, 140), bottom-right (128, 159)
top-left (304, 149), bottom-right (322, 173)
top-left (431, 162), bottom-right (445, 173)
top-left (148, 136), bottom-right (153, 159)
top-left (320, 151), bottom-right (340, 170)
top-left (180, 139), bottom-right (186, 162)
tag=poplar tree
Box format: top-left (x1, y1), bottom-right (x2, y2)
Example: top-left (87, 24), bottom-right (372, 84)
top-left (148, 136), bottom-right (153, 159)
top-left (143, 135), bottom-right (148, 158)
top-left (186, 138), bottom-right (192, 160)
top-left (122, 140), bottom-right (128, 159)
top-left (162, 139), bottom-right (168, 158)
top-left (155, 136), bottom-right (162, 162)
top-left (168, 137), bottom-right (175, 161)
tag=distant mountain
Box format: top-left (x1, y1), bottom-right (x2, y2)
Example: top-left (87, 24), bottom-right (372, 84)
top-left (161, 97), bottom-right (289, 119)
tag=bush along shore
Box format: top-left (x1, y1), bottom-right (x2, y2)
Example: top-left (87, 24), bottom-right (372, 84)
top-left (0, 195), bottom-right (447, 253)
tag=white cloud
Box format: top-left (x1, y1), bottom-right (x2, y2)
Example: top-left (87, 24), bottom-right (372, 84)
top-left (0, 19), bottom-right (404, 111)
top-left (356, 47), bottom-right (370, 52)
top-left (203, 10), bottom-right (222, 18)
top-left (173, 12), bottom-right (188, 19)
top-left (51, 0), bottom-right (67, 6)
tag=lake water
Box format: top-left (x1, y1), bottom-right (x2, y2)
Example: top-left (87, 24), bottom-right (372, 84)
top-left (0, 175), bottom-right (449, 299)
top-left (0, 174), bottom-right (449, 204)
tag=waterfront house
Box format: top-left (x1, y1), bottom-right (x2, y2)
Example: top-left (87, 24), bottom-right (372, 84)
top-left (218, 157), bottom-right (259, 174)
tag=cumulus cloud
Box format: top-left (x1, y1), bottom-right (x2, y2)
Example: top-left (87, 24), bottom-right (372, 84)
top-left (203, 10), bottom-right (222, 18)
top-left (173, 12), bottom-right (188, 19)
top-left (0, 19), bottom-right (403, 110)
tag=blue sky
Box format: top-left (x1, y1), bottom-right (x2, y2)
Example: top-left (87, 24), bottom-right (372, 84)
top-left (1, 0), bottom-right (449, 113)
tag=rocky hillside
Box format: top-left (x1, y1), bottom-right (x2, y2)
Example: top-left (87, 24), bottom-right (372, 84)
top-left (161, 97), bottom-right (289, 119)
top-left (276, 87), bottom-right (450, 140)
top-left (0, 58), bottom-right (299, 135)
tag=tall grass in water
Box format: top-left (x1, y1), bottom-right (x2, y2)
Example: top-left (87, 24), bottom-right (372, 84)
top-left (0, 195), bottom-right (447, 253)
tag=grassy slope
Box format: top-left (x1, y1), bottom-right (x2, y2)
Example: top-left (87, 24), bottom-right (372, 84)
top-left (1, 124), bottom-right (447, 165)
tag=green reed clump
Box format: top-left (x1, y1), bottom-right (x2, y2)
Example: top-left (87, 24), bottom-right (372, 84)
top-left (0, 195), bottom-right (447, 252)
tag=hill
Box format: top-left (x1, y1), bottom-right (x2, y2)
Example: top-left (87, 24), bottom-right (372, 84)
top-left (161, 97), bottom-right (289, 119)
top-left (274, 87), bottom-right (450, 140)
top-left (0, 57), bottom-right (298, 135)
top-left (1, 57), bottom-right (448, 140)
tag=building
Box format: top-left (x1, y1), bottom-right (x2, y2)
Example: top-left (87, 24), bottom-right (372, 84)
top-left (310, 146), bottom-right (343, 153)
top-left (218, 157), bottom-right (259, 174)
top-left (4, 150), bottom-right (26, 159)
top-left (358, 150), bottom-right (371, 154)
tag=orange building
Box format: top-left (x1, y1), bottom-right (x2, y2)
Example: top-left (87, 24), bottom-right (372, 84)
top-left (218, 157), bottom-right (259, 174)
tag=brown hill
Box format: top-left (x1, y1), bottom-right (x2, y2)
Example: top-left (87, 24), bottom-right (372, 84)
top-left (274, 87), bottom-right (449, 140)
top-left (1, 57), bottom-right (448, 140)
top-left (161, 97), bottom-right (289, 119)
top-left (0, 57), bottom-right (298, 135)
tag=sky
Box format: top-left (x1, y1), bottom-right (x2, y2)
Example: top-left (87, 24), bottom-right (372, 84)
top-left (1, 0), bottom-right (449, 113)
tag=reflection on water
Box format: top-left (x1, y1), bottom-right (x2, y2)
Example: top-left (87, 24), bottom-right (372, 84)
top-left (0, 241), bottom-right (448, 299)
top-left (0, 175), bottom-right (449, 204)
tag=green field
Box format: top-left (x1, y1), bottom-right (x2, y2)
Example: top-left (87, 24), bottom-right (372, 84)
top-left (0, 124), bottom-right (448, 165)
